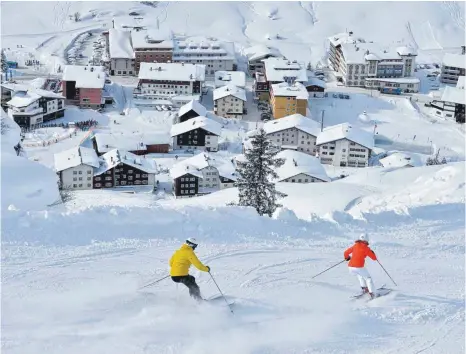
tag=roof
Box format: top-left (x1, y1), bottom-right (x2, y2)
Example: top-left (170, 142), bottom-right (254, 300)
top-left (306, 77), bottom-right (326, 88)
top-left (244, 44), bottom-right (282, 62)
top-left (271, 82), bottom-right (309, 99)
top-left (1, 82), bottom-right (30, 93)
top-left (457, 76), bottom-right (465, 89)
top-left (341, 42), bottom-right (416, 64)
top-left (379, 152), bottom-right (423, 168)
top-left (365, 77), bottom-right (420, 84)
top-left (316, 123), bottom-right (374, 150)
top-left (62, 65), bottom-right (106, 89)
top-left (54, 146), bottom-right (100, 172)
top-left (263, 58), bottom-right (308, 83)
top-left (328, 32), bottom-right (363, 47)
top-left (178, 100), bottom-right (207, 118)
top-left (213, 83), bottom-right (247, 101)
top-left (396, 46), bottom-right (417, 56)
top-left (95, 149), bottom-right (158, 176)
top-left (441, 86), bottom-right (465, 105)
top-left (275, 150), bottom-right (330, 182)
top-left (131, 29), bottom-right (174, 49)
top-left (173, 37), bottom-right (235, 60)
top-left (93, 132), bottom-right (170, 153)
top-left (7, 89), bottom-right (64, 108)
top-left (170, 116), bottom-right (222, 137)
top-left (170, 152), bottom-right (237, 181)
top-left (442, 53), bottom-right (466, 69)
top-left (138, 62), bottom-right (205, 82)
top-left (214, 71), bottom-right (246, 88)
top-left (263, 114), bottom-right (321, 137)
top-left (109, 29), bottom-right (135, 59)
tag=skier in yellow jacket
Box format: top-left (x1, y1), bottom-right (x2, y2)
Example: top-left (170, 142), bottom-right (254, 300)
top-left (169, 238), bottom-right (210, 301)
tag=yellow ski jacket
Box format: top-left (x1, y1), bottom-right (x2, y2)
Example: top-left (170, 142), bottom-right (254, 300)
top-left (169, 244), bottom-right (209, 276)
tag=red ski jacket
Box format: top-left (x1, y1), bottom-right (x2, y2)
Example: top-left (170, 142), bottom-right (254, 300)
top-left (344, 241), bottom-right (377, 268)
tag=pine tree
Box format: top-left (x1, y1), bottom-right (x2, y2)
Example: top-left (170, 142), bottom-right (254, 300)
top-left (441, 156), bottom-right (447, 164)
top-left (307, 62), bottom-right (312, 71)
top-left (235, 129), bottom-right (287, 217)
top-left (1, 50), bottom-right (8, 74)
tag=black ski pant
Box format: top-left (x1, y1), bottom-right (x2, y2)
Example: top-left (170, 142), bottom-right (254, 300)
top-left (171, 275), bottom-right (202, 301)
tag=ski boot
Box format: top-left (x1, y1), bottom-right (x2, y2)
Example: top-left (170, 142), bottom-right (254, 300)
top-left (361, 287), bottom-right (369, 294)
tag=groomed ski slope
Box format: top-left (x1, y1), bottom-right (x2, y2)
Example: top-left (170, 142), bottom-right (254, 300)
top-left (2, 163), bottom-right (465, 354)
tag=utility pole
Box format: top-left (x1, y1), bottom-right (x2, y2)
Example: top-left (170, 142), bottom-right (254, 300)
top-left (321, 110), bottom-right (325, 132)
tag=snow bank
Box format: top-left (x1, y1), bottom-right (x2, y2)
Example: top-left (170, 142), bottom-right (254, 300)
top-left (1, 112), bottom-right (60, 211)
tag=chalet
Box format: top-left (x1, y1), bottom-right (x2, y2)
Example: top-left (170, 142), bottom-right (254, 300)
top-left (379, 152), bottom-right (423, 168)
top-left (430, 79), bottom-right (465, 123)
top-left (170, 152), bottom-right (236, 197)
top-left (170, 116), bottom-right (222, 152)
top-left (108, 29), bottom-right (135, 76)
top-left (214, 71), bottom-right (246, 89)
top-left (260, 58), bottom-right (308, 98)
top-left (1, 83), bottom-right (30, 109)
top-left (262, 113), bottom-right (321, 155)
top-left (305, 77), bottom-right (326, 98)
top-left (91, 132), bottom-right (170, 156)
top-left (244, 44), bottom-right (282, 73)
top-left (270, 81), bottom-right (309, 119)
top-left (62, 65), bottom-right (105, 109)
top-left (54, 146), bottom-right (100, 190)
top-left (6, 89), bottom-right (65, 128)
top-left (316, 123), bottom-right (374, 167)
top-left (213, 84), bottom-right (247, 119)
top-left (275, 150), bottom-right (330, 183)
top-left (93, 149), bottom-right (157, 189)
top-left (133, 62), bottom-right (205, 109)
top-left (177, 99), bottom-right (207, 123)
top-left (131, 29), bottom-right (174, 74)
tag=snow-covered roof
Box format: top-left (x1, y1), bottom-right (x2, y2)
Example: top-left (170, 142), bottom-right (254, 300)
top-left (1, 82), bottom-right (30, 93)
top-left (95, 149), bottom-right (158, 176)
top-left (7, 89), bottom-right (64, 108)
top-left (263, 58), bottom-right (308, 83)
top-left (316, 123), bottom-right (374, 150)
top-left (138, 62), bottom-right (205, 82)
top-left (328, 32), bottom-right (363, 47)
top-left (213, 84), bottom-right (246, 101)
top-left (275, 150), bottom-right (330, 182)
top-left (365, 77), bottom-right (420, 84)
top-left (244, 44), bottom-right (282, 62)
top-left (109, 29), bottom-right (135, 59)
top-left (379, 152), bottom-right (423, 168)
top-left (442, 53), bottom-right (466, 69)
top-left (131, 29), bottom-right (174, 49)
top-left (170, 116), bottom-right (222, 137)
top-left (173, 37), bottom-right (235, 60)
top-left (178, 100), bottom-right (207, 118)
top-left (93, 132), bottom-right (170, 153)
top-left (441, 86), bottom-right (465, 105)
top-left (305, 77), bottom-right (326, 88)
top-left (170, 152), bottom-right (237, 181)
top-left (214, 71), bottom-right (246, 88)
top-left (54, 146), bottom-right (100, 172)
top-left (263, 114), bottom-right (321, 136)
top-left (62, 65), bottom-right (106, 89)
top-left (341, 42), bottom-right (415, 64)
top-left (456, 76), bottom-right (465, 89)
top-left (396, 46), bottom-right (417, 56)
top-left (271, 82), bottom-right (309, 99)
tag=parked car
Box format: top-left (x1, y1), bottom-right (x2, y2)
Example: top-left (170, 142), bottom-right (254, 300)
top-left (424, 102), bottom-right (432, 107)
top-left (261, 113), bottom-right (271, 120)
top-left (333, 93), bottom-right (338, 98)
top-left (338, 94), bottom-right (344, 99)
top-left (344, 94), bottom-right (350, 99)
top-left (324, 93), bottom-right (329, 98)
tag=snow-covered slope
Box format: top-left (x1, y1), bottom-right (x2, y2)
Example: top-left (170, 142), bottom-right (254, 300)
top-left (1, 111), bottom-right (60, 211)
top-left (1, 1), bottom-right (464, 70)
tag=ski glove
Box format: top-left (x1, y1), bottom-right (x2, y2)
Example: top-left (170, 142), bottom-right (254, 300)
top-left (206, 266), bottom-right (211, 272)
top-left (345, 257), bottom-right (351, 261)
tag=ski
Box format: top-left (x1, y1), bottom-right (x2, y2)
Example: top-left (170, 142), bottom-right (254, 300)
top-left (350, 284), bottom-right (386, 299)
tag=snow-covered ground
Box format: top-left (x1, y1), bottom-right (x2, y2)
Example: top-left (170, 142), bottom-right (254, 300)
top-left (2, 2), bottom-right (465, 353)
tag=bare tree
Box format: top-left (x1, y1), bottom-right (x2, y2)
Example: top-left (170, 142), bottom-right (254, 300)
top-left (1, 118), bottom-right (10, 135)
top-left (74, 12), bottom-right (81, 22)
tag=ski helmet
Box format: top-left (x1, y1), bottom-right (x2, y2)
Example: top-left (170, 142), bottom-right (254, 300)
top-left (358, 233), bottom-right (370, 243)
top-left (186, 238), bottom-right (198, 250)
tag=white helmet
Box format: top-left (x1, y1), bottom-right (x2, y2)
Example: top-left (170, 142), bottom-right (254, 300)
top-left (186, 238), bottom-right (198, 249)
top-left (358, 233), bottom-right (370, 243)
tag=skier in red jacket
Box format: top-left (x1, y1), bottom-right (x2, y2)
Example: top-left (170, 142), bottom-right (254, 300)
top-left (344, 233), bottom-right (377, 299)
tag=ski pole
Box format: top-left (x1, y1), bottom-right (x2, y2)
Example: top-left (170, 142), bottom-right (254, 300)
top-left (311, 259), bottom-right (346, 279)
top-left (209, 272), bottom-right (234, 314)
top-left (377, 260), bottom-right (397, 286)
top-left (139, 275), bottom-right (170, 290)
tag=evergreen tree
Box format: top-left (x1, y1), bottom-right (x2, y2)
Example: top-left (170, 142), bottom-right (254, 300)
top-left (1, 50), bottom-right (8, 75)
top-left (441, 156), bottom-right (447, 164)
top-left (235, 129), bottom-right (287, 217)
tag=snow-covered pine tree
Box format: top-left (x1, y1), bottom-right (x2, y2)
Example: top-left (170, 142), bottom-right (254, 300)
top-left (1, 50), bottom-right (8, 74)
top-left (235, 129), bottom-right (287, 217)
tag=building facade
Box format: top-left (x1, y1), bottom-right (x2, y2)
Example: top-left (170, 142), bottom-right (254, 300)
top-left (62, 65), bottom-right (105, 109)
top-left (270, 82), bottom-right (309, 119)
top-left (132, 29), bottom-right (174, 74)
top-left (440, 52), bottom-right (466, 84)
top-left (213, 84), bottom-right (246, 119)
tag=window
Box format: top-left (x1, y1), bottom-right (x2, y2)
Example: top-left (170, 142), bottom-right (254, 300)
top-left (298, 179), bottom-right (302, 183)
top-left (87, 184), bottom-right (92, 187)
top-left (136, 174), bottom-right (140, 178)
top-left (342, 149), bottom-right (346, 152)
top-left (79, 171), bottom-right (82, 175)
top-left (143, 174), bottom-right (149, 178)
top-left (105, 177), bottom-right (112, 181)
top-left (73, 171), bottom-right (77, 175)
top-left (118, 71), bottom-right (121, 75)
top-left (181, 190), bottom-right (185, 194)
top-left (128, 170), bottom-right (133, 174)
top-left (87, 170), bottom-right (92, 174)
top-left (190, 178), bottom-right (195, 181)
top-left (95, 177), bottom-right (101, 181)
top-left (87, 177), bottom-right (91, 181)
top-left (305, 179), bottom-right (308, 182)
top-left (121, 181), bottom-right (127, 185)
top-left (181, 177), bottom-right (184, 182)
top-left (79, 184), bottom-right (83, 187)
top-left (73, 184), bottom-right (77, 188)
top-left (291, 179), bottom-right (295, 182)
top-left (190, 184), bottom-right (195, 187)
top-left (73, 177), bottom-right (77, 181)
top-left (79, 177), bottom-right (83, 181)
top-left (190, 190), bottom-right (195, 194)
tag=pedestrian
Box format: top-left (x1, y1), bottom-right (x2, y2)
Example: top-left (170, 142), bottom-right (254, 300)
top-left (344, 233), bottom-right (377, 299)
top-left (169, 238), bottom-right (210, 302)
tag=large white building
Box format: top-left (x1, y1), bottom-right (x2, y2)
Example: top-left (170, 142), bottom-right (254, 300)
top-left (172, 37), bottom-right (236, 77)
top-left (440, 52), bottom-right (465, 84)
top-left (107, 29), bottom-right (135, 76)
top-left (214, 71), bottom-right (246, 88)
top-left (244, 44), bottom-right (282, 73)
top-left (213, 84), bottom-right (247, 119)
top-left (316, 123), bottom-right (374, 167)
top-left (133, 62), bottom-right (205, 109)
top-left (275, 150), bottom-right (330, 183)
top-left (262, 113), bottom-right (321, 155)
top-left (328, 32), bottom-right (419, 92)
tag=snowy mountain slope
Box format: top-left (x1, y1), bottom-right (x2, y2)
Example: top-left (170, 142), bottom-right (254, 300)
top-left (2, 1), bottom-right (465, 69)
